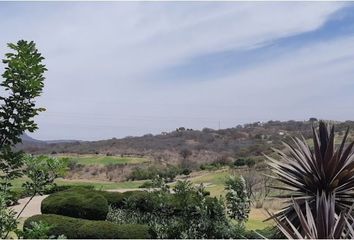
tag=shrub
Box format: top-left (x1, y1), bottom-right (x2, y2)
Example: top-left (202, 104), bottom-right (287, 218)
top-left (98, 191), bottom-right (147, 208)
top-left (138, 181), bottom-right (154, 188)
top-left (98, 191), bottom-right (125, 208)
top-left (225, 175), bottom-right (250, 222)
top-left (128, 165), bottom-right (182, 182)
top-left (6, 189), bottom-right (25, 206)
top-left (43, 184), bottom-right (94, 195)
top-left (200, 162), bottom-right (223, 171)
top-left (233, 158), bottom-right (256, 168)
top-left (234, 158), bottom-right (247, 166)
top-left (108, 180), bottom-right (242, 238)
top-left (22, 221), bottom-right (54, 239)
top-left (41, 188), bottom-right (108, 220)
top-left (128, 166), bottom-right (157, 180)
top-left (181, 168), bottom-right (191, 175)
top-left (23, 214), bottom-right (151, 239)
top-left (246, 158), bottom-right (256, 167)
top-left (66, 160), bottom-right (84, 173)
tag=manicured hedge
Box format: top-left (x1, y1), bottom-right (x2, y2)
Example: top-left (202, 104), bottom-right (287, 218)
top-left (41, 188), bottom-right (108, 220)
top-left (43, 184), bottom-right (95, 194)
top-left (98, 190), bottom-right (149, 208)
top-left (23, 214), bottom-right (151, 239)
top-left (7, 185), bottom-right (95, 206)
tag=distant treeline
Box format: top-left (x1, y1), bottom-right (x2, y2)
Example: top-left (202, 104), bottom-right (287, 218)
top-left (17, 119), bottom-right (354, 166)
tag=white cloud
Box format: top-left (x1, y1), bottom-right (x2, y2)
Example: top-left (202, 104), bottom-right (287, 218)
top-left (0, 2), bottom-right (349, 140)
top-left (169, 35), bottom-right (354, 124)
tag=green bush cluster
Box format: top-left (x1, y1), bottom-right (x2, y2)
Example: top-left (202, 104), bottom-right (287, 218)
top-left (23, 214), bottom-right (151, 239)
top-left (107, 181), bottom-right (243, 238)
top-left (138, 181), bottom-right (155, 188)
top-left (233, 158), bottom-right (256, 167)
top-left (128, 165), bottom-right (186, 181)
top-left (6, 189), bottom-right (25, 206)
top-left (43, 184), bottom-right (94, 194)
top-left (7, 185), bottom-right (94, 207)
top-left (41, 188), bottom-right (109, 220)
top-left (99, 190), bottom-right (147, 208)
top-left (200, 162), bottom-right (225, 171)
top-left (200, 158), bottom-right (256, 171)
top-left (41, 187), bottom-right (146, 220)
top-left (37, 184), bottom-right (248, 239)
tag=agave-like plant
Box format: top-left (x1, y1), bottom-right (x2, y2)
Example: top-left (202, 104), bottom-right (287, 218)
top-left (270, 193), bottom-right (354, 239)
top-left (267, 121), bottom-right (354, 230)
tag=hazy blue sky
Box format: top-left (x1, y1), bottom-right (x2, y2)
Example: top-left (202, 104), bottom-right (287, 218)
top-left (1, 2), bottom-right (354, 140)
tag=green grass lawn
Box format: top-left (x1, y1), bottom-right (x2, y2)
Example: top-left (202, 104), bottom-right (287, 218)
top-left (245, 218), bottom-right (272, 230)
top-left (245, 208), bottom-right (274, 230)
top-left (186, 169), bottom-right (274, 230)
top-left (59, 154), bottom-right (150, 166)
top-left (55, 178), bottom-right (145, 190)
top-left (187, 168), bottom-right (230, 196)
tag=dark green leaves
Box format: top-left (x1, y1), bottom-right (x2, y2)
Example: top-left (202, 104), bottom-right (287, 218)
top-left (225, 175), bottom-right (250, 222)
top-left (0, 40), bottom-right (47, 238)
top-left (0, 40), bottom-right (46, 187)
top-left (0, 40), bottom-right (46, 148)
top-left (22, 155), bottom-right (67, 196)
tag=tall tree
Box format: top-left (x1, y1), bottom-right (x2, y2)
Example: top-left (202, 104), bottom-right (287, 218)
top-left (0, 40), bottom-right (46, 193)
top-left (0, 40), bottom-right (46, 238)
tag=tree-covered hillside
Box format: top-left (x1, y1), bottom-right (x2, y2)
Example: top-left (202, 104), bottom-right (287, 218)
top-left (18, 119), bottom-right (354, 166)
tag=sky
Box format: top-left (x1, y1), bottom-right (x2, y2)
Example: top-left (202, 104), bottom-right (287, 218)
top-left (1, 2), bottom-right (354, 141)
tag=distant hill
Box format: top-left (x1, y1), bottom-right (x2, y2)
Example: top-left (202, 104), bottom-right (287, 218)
top-left (21, 133), bottom-right (46, 145)
top-left (45, 139), bottom-right (82, 144)
top-left (18, 120), bottom-right (354, 166)
top-left (19, 134), bottom-right (81, 149)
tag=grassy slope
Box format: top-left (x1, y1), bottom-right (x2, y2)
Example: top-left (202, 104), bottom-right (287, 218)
top-left (186, 168), bottom-right (272, 230)
top-left (55, 178), bottom-right (145, 190)
top-left (60, 154), bottom-right (149, 166)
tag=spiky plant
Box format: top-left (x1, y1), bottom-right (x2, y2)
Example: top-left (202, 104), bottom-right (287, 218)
top-left (267, 121), bottom-right (354, 228)
top-left (271, 193), bottom-right (354, 239)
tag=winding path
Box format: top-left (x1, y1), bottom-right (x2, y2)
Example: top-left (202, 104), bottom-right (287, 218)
top-left (10, 195), bottom-right (48, 218)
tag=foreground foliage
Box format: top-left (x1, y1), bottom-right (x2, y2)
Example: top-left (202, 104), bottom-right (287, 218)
top-left (0, 40), bottom-right (63, 238)
top-left (272, 193), bottom-right (354, 239)
top-left (24, 214), bottom-right (151, 239)
top-left (225, 175), bottom-right (250, 222)
top-left (268, 121), bottom-right (354, 238)
top-left (0, 40), bottom-right (46, 194)
top-left (106, 180), bottom-right (245, 238)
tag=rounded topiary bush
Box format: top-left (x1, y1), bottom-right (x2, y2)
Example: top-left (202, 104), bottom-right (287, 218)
top-left (23, 214), bottom-right (151, 239)
top-left (43, 184), bottom-right (95, 194)
top-left (98, 191), bottom-right (125, 208)
top-left (99, 190), bottom-right (149, 208)
top-left (41, 188), bottom-right (108, 220)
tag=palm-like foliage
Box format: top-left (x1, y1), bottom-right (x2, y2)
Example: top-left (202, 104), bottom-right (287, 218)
top-left (267, 121), bottom-right (354, 228)
top-left (270, 193), bottom-right (354, 239)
